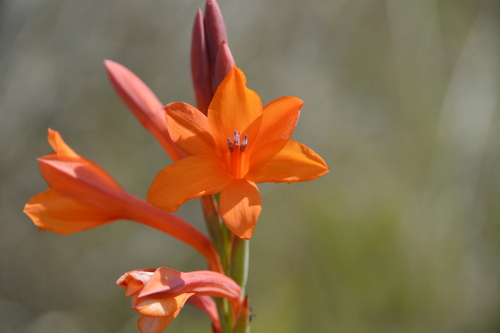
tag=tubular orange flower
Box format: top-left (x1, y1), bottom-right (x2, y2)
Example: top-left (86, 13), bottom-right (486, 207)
top-left (24, 129), bottom-right (222, 272)
top-left (147, 67), bottom-right (328, 239)
top-left (117, 267), bottom-right (243, 333)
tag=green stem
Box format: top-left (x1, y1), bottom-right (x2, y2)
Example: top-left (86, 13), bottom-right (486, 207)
top-left (200, 195), bottom-right (231, 272)
top-left (232, 238), bottom-right (250, 333)
top-left (231, 237), bottom-right (249, 295)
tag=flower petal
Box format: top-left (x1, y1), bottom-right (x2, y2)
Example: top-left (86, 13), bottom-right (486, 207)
top-left (250, 96), bottom-right (304, 152)
top-left (219, 179), bottom-right (261, 239)
top-left (139, 267), bottom-right (242, 301)
top-left (137, 316), bottom-right (175, 333)
top-left (147, 155), bottom-right (233, 212)
top-left (47, 129), bottom-right (78, 157)
top-left (164, 102), bottom-right (217, 156)
top-left (134, 293), bottom-right (190, 317)
top-left (187, 295), bottom-right (221, 333)
top-left (246, 140), bottom-right (328, 183)
top-left (38, 155), bottom-right (126, 210)
top-left (23, 189), bottom-right (120, 235)
top-left (39, 130), bottom-right (126, 202)
top-left (208, 67), bottom-right (263, 151)
top-left (104, 60), bottom-right (185, 161)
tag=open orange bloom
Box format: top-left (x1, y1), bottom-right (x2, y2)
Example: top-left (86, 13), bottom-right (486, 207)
top-left (117, 267), bottom-right (243, 333)
top-left (147, 67), bottom-right (328, 239)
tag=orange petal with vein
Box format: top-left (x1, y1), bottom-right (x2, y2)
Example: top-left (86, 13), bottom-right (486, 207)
top-left (219, 179), bottom-right (261, 239)
top-left (137, 316), bottom-right (174, 333)
top-left (251, 96), bottom-right (304, 152)
top-left (164, 102), bottom-right (217, 156)
top-left (147, 155), bottom-right (233, 212)
top-left (208, 67), bottom-right (263, 150)
top-left (246, 140), bottom-right (328, 184)
top-left (38, 155), bottom-right (126, 210)
top-left (134, 293), bottom-right (190, 318)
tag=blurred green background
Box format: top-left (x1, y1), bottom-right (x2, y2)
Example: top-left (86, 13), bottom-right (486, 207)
top-left (1, 0), bottom-right (500, 332)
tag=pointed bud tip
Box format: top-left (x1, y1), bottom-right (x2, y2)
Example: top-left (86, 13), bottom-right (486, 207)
top-left (103, 59), bottom-right (116, 69)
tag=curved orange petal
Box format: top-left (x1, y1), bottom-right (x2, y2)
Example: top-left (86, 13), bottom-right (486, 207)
top-left (124, 279), bottom-right (148, 296)
top-left (187, 295), bottom-right (221, 333)
top-left (134, 293), bottom-right (190, 318)
top-left (47, 129), bottom-right (79, 157)
top-left (137, 316), bottom-right (175, 333)
top-left (139, 267), bottom-right (242, 301)
top-left (164, 102), bottom-right (217, 156)
top-left (147, 155), bottom-right (233, 212)
top-left (104, 60), bottom-right (185, 161)
top-left (219, 179), bottom-right (261, 239)
top-left (38, 155), bottom-right (126, 210)
top-left (208, 67), bottom-right (263, 151)
top-left (250, 96), bottom-right (304, 152)
top-left (246, 140), bottom-right (328, 184)
top-left (23, 189), bottom-right (120, 235)
top-left (41, 130), bottom-right (125, 197)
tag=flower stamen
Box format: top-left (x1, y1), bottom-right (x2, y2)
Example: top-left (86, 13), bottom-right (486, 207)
top-left (227, 131), bottom-right (248, 153)
top-left (240, 134), bottom-right (248, 152)
top-left (227, 137), bottom-right (235, 153)
top-left (233, 131), bottom-right (241, 147)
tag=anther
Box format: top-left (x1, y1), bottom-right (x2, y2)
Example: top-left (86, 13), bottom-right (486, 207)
top-left (227, 137), bottom-right (235, 153)
top-left (240, 134), bottom-right (248, 152)
top-left (233, 130), bottom-right (241, 147)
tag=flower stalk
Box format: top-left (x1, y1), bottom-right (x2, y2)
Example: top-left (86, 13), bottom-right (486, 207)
top-left (24, 1), bottom-right (328, 332)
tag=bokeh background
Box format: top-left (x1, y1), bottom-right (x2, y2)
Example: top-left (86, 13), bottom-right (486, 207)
top-left (1, 0), bottom-right (500, 332)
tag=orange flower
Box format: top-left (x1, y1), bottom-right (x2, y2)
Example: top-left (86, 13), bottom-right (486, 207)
top-left (147, 67), bottom-right (328, 239)
top-left (24, 129), bottom-right (222, 272)
top-left (117, 267), bottom-right (242, 333)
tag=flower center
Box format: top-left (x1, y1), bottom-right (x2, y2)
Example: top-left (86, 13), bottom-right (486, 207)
top-left (227, 131), bottom-right (248, 153)
top-left (226, 130), bottom-right (249, 178)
